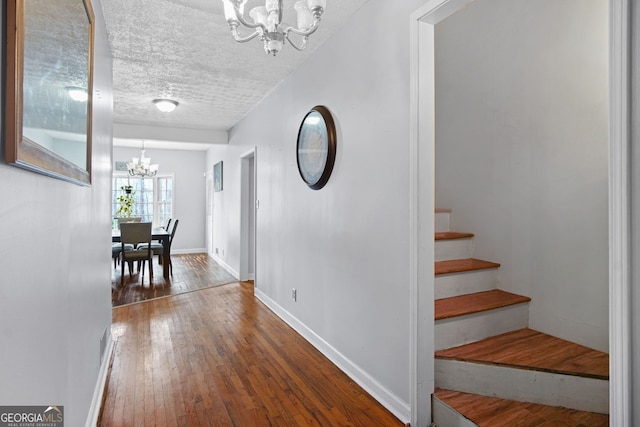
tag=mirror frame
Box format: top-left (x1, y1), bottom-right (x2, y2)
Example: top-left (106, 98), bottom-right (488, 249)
top-left (5, 0), bottom-right (95, 186)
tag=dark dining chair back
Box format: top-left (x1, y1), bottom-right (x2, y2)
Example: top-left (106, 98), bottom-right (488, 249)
top-left (138, 219), bottom-right (180, 275)
top-left (119, 222), bottom-right (153, 285)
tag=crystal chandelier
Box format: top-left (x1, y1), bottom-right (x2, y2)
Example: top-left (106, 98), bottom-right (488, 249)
top-left (221, 0), bottom-right (326, 56)
top-left (128, 141), bottom-right (159, 177)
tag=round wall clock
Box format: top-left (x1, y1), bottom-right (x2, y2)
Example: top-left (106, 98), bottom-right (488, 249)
top-left (296, 105), bottom-right (336, 190)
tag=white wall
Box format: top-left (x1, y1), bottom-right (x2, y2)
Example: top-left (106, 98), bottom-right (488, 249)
top-left (0, 1), bottom-right (113, 425)
top-left (631, 1), bottom-right (640, 423)
top-left (113, 146), bottom-right (207, 253)
top-left (434, 0), bottom-right (609, 351)
top-left (206, 0), bottom-right (431, 420)
top-left (206, 146), bottom-right (244, 277)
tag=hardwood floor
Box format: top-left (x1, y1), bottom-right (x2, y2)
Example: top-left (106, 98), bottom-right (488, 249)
top-left (435, 328), bottom-right (609, 380)
top-left (99, 282), bottom-right (403, 426)
top-left (435, 289), bottom-right (531, 321)
top-left (111, 253), bottom-right (237, 307)
top-left (435, 389), bottom-right (609, 427)
top-left (434, 258), bottom-right (501, 275)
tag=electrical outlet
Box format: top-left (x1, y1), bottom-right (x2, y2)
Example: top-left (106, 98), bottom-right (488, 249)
top-left (292, 288), bottom-right (297, 301)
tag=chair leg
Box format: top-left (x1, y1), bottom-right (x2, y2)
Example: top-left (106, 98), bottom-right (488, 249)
top-left (120, 256), bottom-right (125, 286)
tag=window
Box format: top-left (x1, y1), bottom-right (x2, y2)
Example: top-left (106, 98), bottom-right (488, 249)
top-left (112, 174), bottom-right (174, 229)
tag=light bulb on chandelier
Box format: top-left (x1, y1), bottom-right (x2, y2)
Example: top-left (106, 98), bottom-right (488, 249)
top-left (128, 141), bottom-right (159, 177)
top-left (220, 0), bottom-right (326, 56)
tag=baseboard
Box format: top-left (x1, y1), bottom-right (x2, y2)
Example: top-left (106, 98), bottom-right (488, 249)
top-left (209, 254), bottom-right (240, 279)
top-left (254, 288), bottom-right (411, 424)
top-left (172, 248), bottom-right (207, 255)
top-left (85, 336), bottom-right (114, 427)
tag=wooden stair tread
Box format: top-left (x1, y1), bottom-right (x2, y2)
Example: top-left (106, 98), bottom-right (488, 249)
top-left (435, 258), bottom-right (500, 275)
top-left (435, 231), bottom-right (474, 240)
top-left (435, 328), bottom-right (609, 380)
top-left (435, 289), bottom-right (530, 321)
top-left (434, 388), bottom-right (609, 426)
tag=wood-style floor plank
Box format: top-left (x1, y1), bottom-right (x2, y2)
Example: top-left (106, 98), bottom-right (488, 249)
top-left (435, 289), bottom-right (531, 321)
top-left (99, 282), bottom-right (403, 426)
top-left (111, 253), bottom-right (237, 307)
top-left (435, 258), bottom-right (500, 275)
top-left (434, 389), bottom-right (609, 427)
top-left (435, 328), bottom-right (609, 379)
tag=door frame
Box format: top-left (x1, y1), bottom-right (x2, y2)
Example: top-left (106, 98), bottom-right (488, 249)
top-left (409, 1), bottom-right (630, 425)
top-left (240, 148), bottom-right (257, 282)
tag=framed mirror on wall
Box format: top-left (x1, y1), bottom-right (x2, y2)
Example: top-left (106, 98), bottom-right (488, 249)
top-left (5, 0), bottom-right (95, 185)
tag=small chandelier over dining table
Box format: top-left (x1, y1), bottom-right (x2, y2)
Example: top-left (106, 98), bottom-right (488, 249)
top-left (220, 0), bottom-right (326, 56)
top-left (128, 141), bottom-right (159, 177)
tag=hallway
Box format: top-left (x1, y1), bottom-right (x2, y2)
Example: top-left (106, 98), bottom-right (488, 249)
top-left (99, 282), bottom-right (403, 426)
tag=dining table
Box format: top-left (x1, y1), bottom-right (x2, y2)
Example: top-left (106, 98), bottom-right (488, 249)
top-left (112, 227), bottom-right (172, 279)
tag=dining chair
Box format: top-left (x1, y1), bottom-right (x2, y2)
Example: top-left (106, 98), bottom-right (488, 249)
top-left (138, 219), bottom-right (179, 276)
top-left (152, 218), bottom-right (171, 245)
top-left (112, 242), bottom-right (134, 268)
top-left (119, 222), bottom-right (154, 285)
top-left (117, 216), bottom-right (142, 229)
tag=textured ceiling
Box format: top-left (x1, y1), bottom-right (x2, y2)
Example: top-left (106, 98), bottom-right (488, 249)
top-left (102, 0), bottom-right (370, 141)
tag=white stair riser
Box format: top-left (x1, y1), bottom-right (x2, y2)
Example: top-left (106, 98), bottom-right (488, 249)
top-left (435, 239), bottom-right (474, 261)
top-left (432, 397), bottom-right (478, 427)
top-left (435, 304), bottom-right (529, 351)
top-left (435, 211), bottom-right (451, 233)
top-left (435, 360), bottom-right (609, 414)
top-left (435, 269), bottom-right (498, 300)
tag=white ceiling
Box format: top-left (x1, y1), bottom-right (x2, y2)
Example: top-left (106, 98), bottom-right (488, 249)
top-left (102, 0), bottom-right (370, 150)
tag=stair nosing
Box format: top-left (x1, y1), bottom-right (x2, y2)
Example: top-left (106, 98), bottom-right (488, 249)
top-left (435, 328), bottom-right (609, 381)
top-left (433, 388), bottom-right (609, 425)
top-left (435, 232), bottom-right (475, 241)
top-left (435, 354), bottom-right (608, 381)
top-left (435, 289), bottom-right (530, 321)
top-left (435, 258), bottom-right (500, 275)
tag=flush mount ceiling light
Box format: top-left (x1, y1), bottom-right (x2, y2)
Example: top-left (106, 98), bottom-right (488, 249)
top-left (152, 98), bottom-right (179, 113)
top-left (221, 0), bottom-right (326, 56)
top-left (66, 86), bottom-right (88, 102)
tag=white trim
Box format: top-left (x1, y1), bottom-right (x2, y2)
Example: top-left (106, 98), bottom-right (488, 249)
top-left (410, 1), bottom-right (473, 425)
top-left (240, 148), bottom-right (256, 159)
top-left (239, 147), bottom-right (257, 282)
top-left (172, 248), bottom-right (207, 255)
top-left (609, 0), bottom-right (631, 424)
top-left (209, 253), bottom-right (240, 279)
top-left (253, 287), bottom-right (411, 424)
top-left (84, 337), bottom-right (114, 427)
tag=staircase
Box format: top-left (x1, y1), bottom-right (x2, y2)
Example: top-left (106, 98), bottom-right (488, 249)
top-left (432, 209), bottom-right (609, 427)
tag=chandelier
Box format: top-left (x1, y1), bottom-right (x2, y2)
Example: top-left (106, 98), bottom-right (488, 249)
top-left (221, 0), bottom-right (326, 56)
top-left (128, 141), bottom-right (159, 177)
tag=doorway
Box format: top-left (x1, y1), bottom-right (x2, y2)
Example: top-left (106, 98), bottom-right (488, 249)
top-left (205, 170), bottom-right (214, 258)
top-left (410, 0), bottom-right (629, 425)
top-left (240, 149), bottom-right (257, 282)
